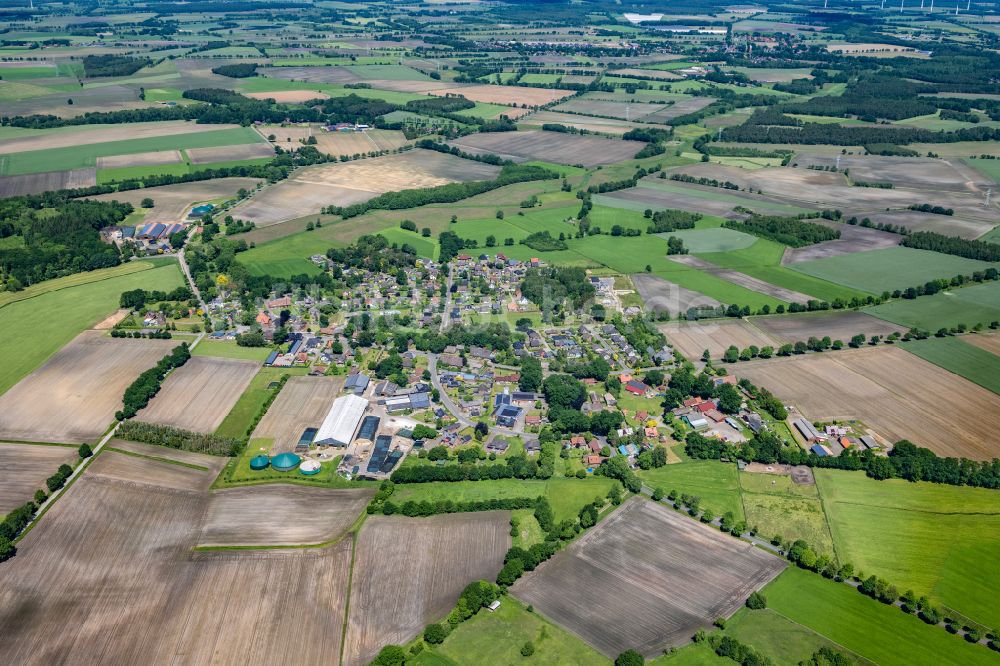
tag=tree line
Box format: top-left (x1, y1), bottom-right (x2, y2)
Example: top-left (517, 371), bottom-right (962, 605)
top-left (117, 420), bottom-right (243, 456)
top-left (723, 214), bottom-right (841, 248)
top-left (901, 231), bottom-right (1000, 262)
top-left (115, 344), bottom-right (191, 421)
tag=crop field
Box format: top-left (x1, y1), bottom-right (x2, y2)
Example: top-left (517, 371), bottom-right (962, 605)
top-left (107, 439), bottom-right (229, 471)
top-left (901, 337), bottom-right (1000, 396)
top-left (638, 460), bottom-right (745, 521)
top-left (245, 89), bottom-right (331, 103)
top-left (88, 177), bottom-right (263, 224)
top-left (85, 448), bottom-right (223, 493)
top-left (965, 331), bottom-right (1000, 356)
top-left (665, 163), bottom-right (998, 222)
top-left (596, 180), bottom-right (812, 218)
top-left (197, 485), bottom-right (373, 547)
top-left (228, 150), bottom-right (500, 226)
top-left (861, 210), bottom-right (995, 240)
top-left (519, 110), bottom-right (647, 135)
top-left (552, 98), bottom-right (667, 120)
top-left (734, 346), bottom-right (1000, 460)
top-left (192, 339), bottom-right (274, 361)
top-left (865, 281), bottom-right (1000, 331)
top-left (660, 319), bottom-right (778, 360)
top-left (791, 247), bottom-right (996, 294)
top-left (391, 477), bottom-right (616, 523)
top-left (669, 255), bottom-right (815, 304)
top-left (260, 126), bottom-right (408, 157)
top-left (0, 332), bottom-right (176, 443)
top-left (251, 376), bottom-right (345, 453)
top-left (739, 471), bottom-right (835, 557)
top-left (261, 64), bottom-right (432, 84)
top-left (796, 154), bottom-right (992, 192)
top-left (631, 273), bottom-right (722, 315)
top-left (511, 498), bottom-right (785, 657)
top-left (570, 235), bottom-right (783, 311)
top-left (137, 356), bottom-right (259, 433)
top-left (0, 442), bottom-right (78, 514)
top-left (749, 311), bottom-right (908, 345)
top-left (764, 567), bottom-right (996, 666)
top-left (0, 456), bottom-right (353, 664)
top-left (446, 130), bottom-right (644, 167)
top-left (0, 126), bottom-right (265, 176)
top-left (429, 84), bottom-right (573, 106)
top-left (342, 512), bottom-right (511, 666)
top-left (815, 469), bottom-right (1000, 628)
top-left (659, 228), bottom-right (756, 253)
top-left (0, 167), bottom-right (97, 197)
top-left (777, 221), bottom-right (901, 266)
top-left (0, 121), bottom-right (242, 156)
top-left (95, 150), bottom-right (182, 169)
top-left (186, 142), bottom-right (275, 164)
top-left (0, 261), bottom-right (182, 396)
top-left (411, 595), bottom-right (607, 666)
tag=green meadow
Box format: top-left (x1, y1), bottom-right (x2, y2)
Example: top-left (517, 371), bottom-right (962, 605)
top-left (0, 261), bottom-right (183, 396)
top-left (865, 280), bottom-right (1000, 330)
top-left (637, 460), bottom-right (744, 521)
top-left (901, 336), bottom-right (1000, 396)
top-left (816, 469), bottom-right (1000, 628)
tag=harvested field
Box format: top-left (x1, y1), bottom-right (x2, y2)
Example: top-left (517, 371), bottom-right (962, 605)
top-left (0, 458), bottom-right (352, 665)
top-left (446, 130), bottom-right (644, 167)
top-left (553, 98), bottom-right (666, 120)
top-left (780, 220), bottom-right (902, 265)
top-left (245, 89), bottom-right (330, 103)
top-left (186, 142), bottom-right (274, 164)
top-left (861, 210), bottom-right (994, 240)
top-left (660, 319), bottom-right (779, 360)
top-left (0, 332), bottom-right (175, 443)
top-left (511, 498), bottom-right (785, 658)
top-left (96, 150), bottom-right (181, 169)
top-left (734, 346), bottom-right (1000, 459)
top-left (0, 168), bottom-right (96, 197)
top-left (107, 438), bottom-right (230, 470)
top-left (260, 65), bottom-right (365, 83)
top-left (343, 512), bottom-right (511, 666)
top-left (198, 485), bottom-right (373, 546)
top-left (520, 110), bottom-right (648, 135)
top-left (88, 177), bottom-right (263, 224)
top-left (596, 179), bottom-right (812, 218)
top-left (749, 311), bottom-right (907, 345)
top-left (631, 273), bottom-right (721, 315)
top-left (282, 129), bottom-right (411, 158)
top-left (665, 163), bottom-right (999, 223)
top-left (669, 255), bottom-right (813, 304)
top-left (642, 96), bottom-right (717, 122)
top-left (610, 67), bottom-right (683, 81)
top-left (429, 84), bottom-right (573, 106)
top-left (87, 449), bottom-right (221, 493)
top-left (0, 120), bottom-right (241, 155)
top-left (252, 375), bottom-right (345, 454)
top-left (137, 356), bottom-right (258, 433)
top-left (794, 154), bottom-right (991, 193)
top-left (965, 331), bottom-right (1000, 357)
top-left (0, 443), bottom-right (78, 514)
top-left (228, 150), bottom-right (500, 226)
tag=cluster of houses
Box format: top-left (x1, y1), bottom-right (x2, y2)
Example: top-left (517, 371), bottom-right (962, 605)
top-left (101, 221), bottom-right (187, 254)
top-left (793, 420), bottom-right (880, 457)
top-left (449, 253), bottom-right (541, 323)
top-left (312, 257), bottom-right (444, 321)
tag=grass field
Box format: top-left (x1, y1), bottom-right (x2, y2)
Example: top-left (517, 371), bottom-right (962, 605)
top-left (566, 234), bottom-right (786, 310)
top-left (409, 596), bottom-right (607, 666)
top-left (237, 231), bottom-right (329, 278)
top-left (192, 339), bottom-right (274, 361)
top-left (791, 247), bottom-right (996, 294)
top-left (965, 157), bottom-right (1000, 185)
top-left (96, 156), bottom-right (271, 185)
top-left (0, 261), bottom-right (182, 396)
top-left (739, 472), bottom-right (835, 557)
top-left (0, 126), bottom-right (264, 176)
top-left (377, 225), bottom-right (439, 259)
top-left (699, 239), bottom-right (870, 303)
top-left (723, 607), bottom-right (873, 666)
top-left (815, 469), bottom-right (1000, 628)
top-left (214, 366), bottom-right (309, 440)
top-left (391, 476), bottom-right (617, 523)
top-left (659, 228), bottom-right (756, 253)
top-left (764, 567), bottom-right (997, 666)
top-left (865, 281), bottom-right (1000, 331)
top-left (901, 337), bottom-right (1000, 396)
top-left (637, 460), bottom-right (745, 521)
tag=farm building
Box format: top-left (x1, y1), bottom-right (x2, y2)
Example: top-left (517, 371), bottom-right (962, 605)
top-left (345, 372), bottom-right (370, 395)
top-left (314, 394), bottom-right (368, 447)
top-left (793, 418), bottom-right (826, 443)
top-left (356, 415), bottom-right (381, 442)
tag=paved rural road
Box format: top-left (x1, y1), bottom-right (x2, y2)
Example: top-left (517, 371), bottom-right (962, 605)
top-left (177, 248), bottom-right (208, 314)
top-left (427, 353), bottom-right (522, 438)
top-left (440, 264), bottom-right (453, 332)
